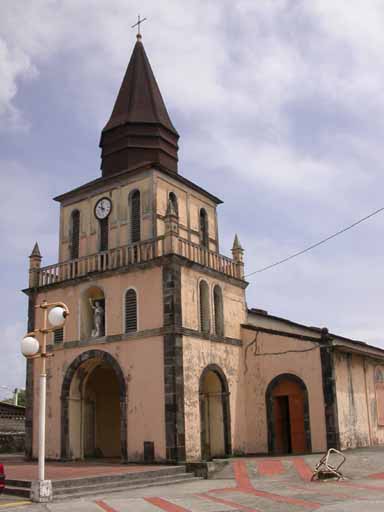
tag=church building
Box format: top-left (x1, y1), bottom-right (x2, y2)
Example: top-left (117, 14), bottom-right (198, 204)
top-left (24, 33), bottom-right (384, 464)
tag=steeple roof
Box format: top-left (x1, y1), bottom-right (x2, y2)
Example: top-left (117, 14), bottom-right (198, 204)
top-left (103, 35), bottom-right (178, 135)
top-left (100, 35), bottom-right (179, 177)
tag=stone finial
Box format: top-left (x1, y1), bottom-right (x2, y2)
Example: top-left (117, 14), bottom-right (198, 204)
top-left (29, 242), bottom-right (42, 287)
top-left (164, 199), bottom-right (179, 254)
top-left (232, 234), bottom-right (245, 278)
top-left (29, 242), bottom-right (42, 259)
top-left (232, 234), bottom-right (243, 252)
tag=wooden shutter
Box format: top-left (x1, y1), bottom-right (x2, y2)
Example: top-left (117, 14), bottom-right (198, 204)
top-left (70, 210), bottom-right (80, 259)
top-left (214, 285), bottom-right (224, 337)
top-left (125, 289), bottom-right (137, 332)
top-left (199, 281), bottom-right (210, 333)
top-left (131, 191), bottom-right (141, 243)
top-left (99, 218), bottom-right (109, 251)
top-left (199, 209), bottom-right (208, 248)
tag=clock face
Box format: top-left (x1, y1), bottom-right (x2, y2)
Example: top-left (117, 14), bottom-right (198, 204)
top-left (95, 198), bottom-right (112, 220)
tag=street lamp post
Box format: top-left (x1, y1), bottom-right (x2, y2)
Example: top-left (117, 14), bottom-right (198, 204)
top-left (21, 300), bottom-right (69, 503)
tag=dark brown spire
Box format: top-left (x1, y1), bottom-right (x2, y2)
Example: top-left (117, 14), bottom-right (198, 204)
top-left (100, 35), bottom-right (179, 176)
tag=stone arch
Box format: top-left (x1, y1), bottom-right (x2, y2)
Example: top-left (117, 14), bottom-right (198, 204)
top-left (266, 373), bottom-right (311, 454)
top-left (199, 364), bottom-right (231, 460)
top-left (61, 350), bottom-right (127, 461)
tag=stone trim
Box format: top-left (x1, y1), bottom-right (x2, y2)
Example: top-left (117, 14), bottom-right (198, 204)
top-left (47, 326), bottom-right (241, 353)
top-left (199, 364), bottom-right (232, 460)
top-left (24, 293), bottom-right (36, 459)
top-left (60, 349), bottom-right (128, 462)
top-left (320, 330), bottom-right (340, 449)
top-left (265, 373), bottom-right (312, 454)
top-left (242, 323), bottom-right (320, 343)
top-left (163, 262), bottom-right (185, 463)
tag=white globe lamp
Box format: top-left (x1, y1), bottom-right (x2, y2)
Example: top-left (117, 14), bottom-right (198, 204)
top-left (21, 336), bottom-right (40, 357)
top-left (48, 306), bottom-right (66, 327)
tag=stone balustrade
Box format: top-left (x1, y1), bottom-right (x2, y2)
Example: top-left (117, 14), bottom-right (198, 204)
top-left (31, 236), bottom-right (242, 288)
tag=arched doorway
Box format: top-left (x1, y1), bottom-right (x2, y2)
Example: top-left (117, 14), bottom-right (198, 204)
top-left (266, 373), bottom-right (311, 454)
top-left (61, 350), bottom-right (127, 461)
top-left (199, 365), bottom-right (231, 460)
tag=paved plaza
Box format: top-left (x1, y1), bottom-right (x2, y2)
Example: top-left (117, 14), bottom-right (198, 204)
top-left (2, 448), bottom-right (384, 511)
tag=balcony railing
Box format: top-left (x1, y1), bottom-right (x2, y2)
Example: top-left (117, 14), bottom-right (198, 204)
top-left (33, 236), bottom-right (242, 288)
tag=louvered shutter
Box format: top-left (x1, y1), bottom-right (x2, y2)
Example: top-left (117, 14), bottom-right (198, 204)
top-left (70, 210), bottom-right (80, 259)
top-left (99, 218), bottom-right (109, 251)
top-left (125, 289), bottom-right (137, 332)
top-left (54, 328), bottom-right (64, 343)
top-left (131, 191), bottom-right (141, 243)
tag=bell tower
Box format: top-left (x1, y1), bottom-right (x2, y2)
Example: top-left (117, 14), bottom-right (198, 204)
top-left (25, 32), bottom-right (247, 465)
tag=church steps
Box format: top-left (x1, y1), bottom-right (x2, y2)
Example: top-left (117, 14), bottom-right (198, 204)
top-left (54, 474), bottom-right (199, 500)
top-left (3, 466), bottom-right (200, 500)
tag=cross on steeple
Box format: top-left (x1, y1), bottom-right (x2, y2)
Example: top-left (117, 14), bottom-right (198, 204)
top-left (131, 14), bottom-right (147, 37)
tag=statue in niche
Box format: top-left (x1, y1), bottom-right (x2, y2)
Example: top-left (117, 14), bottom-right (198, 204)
top-left (89, 298), bottom-right (105, 338)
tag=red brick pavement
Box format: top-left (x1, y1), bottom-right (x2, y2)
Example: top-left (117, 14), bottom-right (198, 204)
top-left (5, 460), bottom-right (170, 481)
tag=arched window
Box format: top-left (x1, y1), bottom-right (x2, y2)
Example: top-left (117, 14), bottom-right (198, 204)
top-left (99, 218), bottom-right (109, 251)
top-left (125, 289), bottom-right (137, 332)
top-left (199, 208), bottom-right (208, 248)
top-left (70, 210), bottom-right (80, 259)
top-left (213, 285), bottom-right (224, 337)
top-left (199, 280), bottom-right (210, 333)
top-left (169, 192), bottom-right (178, 216)
top-left (130, 190), bottom-right (141, 243)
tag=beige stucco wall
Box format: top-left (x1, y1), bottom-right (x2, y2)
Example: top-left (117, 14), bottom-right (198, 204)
top-left (155, 172), bottom-right (219, 252)
top-left (334, 351), bottom-right (384, 449)
top-left (181, 267), bottom-right (246, 339)
top-left (35, 265), bottom-right (163, 343)
top-left (31, 335), bottom-right (166, 461)
top-left (241, 328), bottom-right (327, 454)
top-left (59, 172), bottom-right (153, 262)
top-left (183, 336), bottom-right (245, 461)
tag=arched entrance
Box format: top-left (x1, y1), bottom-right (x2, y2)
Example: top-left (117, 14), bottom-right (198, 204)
top-left (199, 365), bottom-right (231, 460)
top-left (266, 373), bottom-right (311, 454)
top-left (61, 350), bottom-right (127, 461)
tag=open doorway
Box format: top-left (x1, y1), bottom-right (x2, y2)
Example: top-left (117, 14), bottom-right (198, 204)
top-left (61, 350), bottom-right (127, 461)
top-left (199, 365), bottom-right (231, 460)
top-left (266, 373), bottom-right (311, 454)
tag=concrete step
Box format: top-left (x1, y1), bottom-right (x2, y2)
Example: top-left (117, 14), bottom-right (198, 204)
top-left (54, 473), bottom-right (196, 497)
top-left (56, 475), bottom-right (201, 500)
top-left (3, 485), bottom-right (30, 498)
top-left (3, 466), bottom-right (200, 500)
top-left (51, 465), bottom-right (186, 489)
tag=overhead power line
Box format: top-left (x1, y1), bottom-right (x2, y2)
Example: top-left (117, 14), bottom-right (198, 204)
top-left (245, 205), bottom-right (384, 278)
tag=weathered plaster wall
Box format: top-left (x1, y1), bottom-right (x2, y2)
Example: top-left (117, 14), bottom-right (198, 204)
top-left (35, 265), bottom-right (163, 343)
top-left (182, 336), bottom-right (245, 461)
top-left (247, 313), bottom-right (322, 339)
top-left (242, 328), bottom-right (327, 454)
top-left (155, 172), bottom-right (219, 252)
top-left (181, 267), bottom-right (246, 339)
top-left (334, 352), bottom-right (384, 449)
top-left (59, 172), bottom-right (153, 261)
top-left (31, 336), bottom-right (166, 461)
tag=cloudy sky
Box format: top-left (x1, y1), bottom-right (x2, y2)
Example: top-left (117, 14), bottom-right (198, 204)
top-left (1, 0), bottom-right (384, 396)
